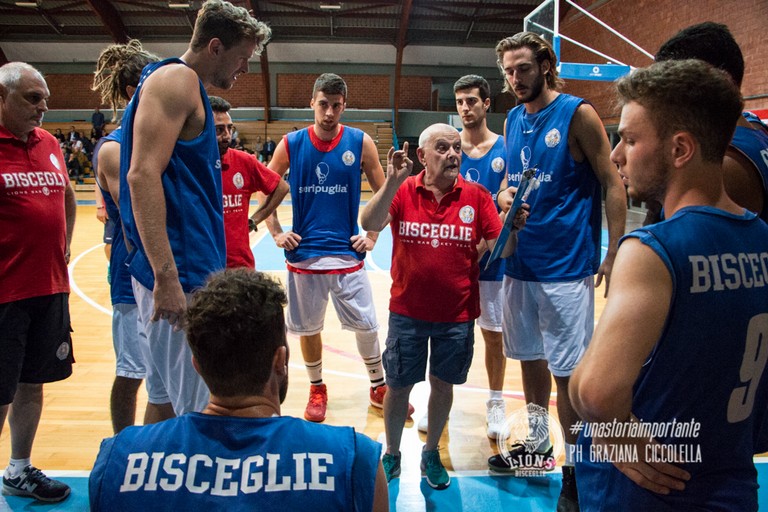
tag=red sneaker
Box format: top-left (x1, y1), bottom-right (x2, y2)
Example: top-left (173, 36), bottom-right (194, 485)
top-left (304, 384), bottom-right (328, 422)
top-left (369, 385), bottom-right (415, 418)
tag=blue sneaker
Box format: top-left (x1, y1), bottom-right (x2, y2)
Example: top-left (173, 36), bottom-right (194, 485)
top-left (420, 448), bottom-right (450, 490)
top-left (382, 453), bottom-right (401, 482)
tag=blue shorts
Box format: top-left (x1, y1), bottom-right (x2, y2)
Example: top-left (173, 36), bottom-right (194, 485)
top-left (382, 312), bottom-right (474, 388)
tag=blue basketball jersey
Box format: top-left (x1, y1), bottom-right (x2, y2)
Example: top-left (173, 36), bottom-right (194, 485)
top-left (503, 94), bottom-right (602, 282)
top-left (731, 112), bottom-right (768, 221)
top-left (119, 58), bottom-right (225, 292)
top-left (576, 206), bottom-right (768, 511)
top-left (89, 413), bottom-right (381, 511)
top-left (462, 135), bottom-right (506, 281)
top-left (285, 126), bottom-right (365, 263)
top-left (94, 128), bottom-right (134, 305)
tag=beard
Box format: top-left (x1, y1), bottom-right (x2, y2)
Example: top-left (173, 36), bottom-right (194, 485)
top-left (516, 73), bottom-right (546, 104)
top-left (628, 152), bottom-right (669, 204)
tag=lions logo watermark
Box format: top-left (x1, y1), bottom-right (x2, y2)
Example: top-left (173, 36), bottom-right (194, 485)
top-left (315, 162), bottom-right (330, 185)
top-left (342, 150), bottom-right (356, 166)
top-left (459, 205), bottom-right (475, 224)
top-left (496, 403), bottom-right (563, 476)
top-left (544, 128), bottom-right (561, 148)
top-left (492, 157), bottom-right (505, 173)
top-left (232, 172), bottom-right (244, 190)
top-left (463, 168), bottom-right (479, 183)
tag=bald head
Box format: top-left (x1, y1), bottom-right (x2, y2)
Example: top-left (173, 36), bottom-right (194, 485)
top-left (418, 123), bottom-right (460, 149)
top-left (0, 62), bottom-right (49, 141)
top-left (417, 123), bottom-right (462, 190)
top-left (0, 62), bottom-right (45, 92)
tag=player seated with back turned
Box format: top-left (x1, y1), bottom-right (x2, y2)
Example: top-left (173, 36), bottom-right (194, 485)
top-left (89, 269), bottom-right (388, 511)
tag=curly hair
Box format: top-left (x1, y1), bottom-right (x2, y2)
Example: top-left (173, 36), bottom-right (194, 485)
top-left (190, 0), bottom-right (271, 55)
top-left (92, 39), bottom-right (160, 123)
top-left (616, 59), bottom-right (743, 163)
top-left (655, 22), bottom-right (744, 87)
top-left (186, 269), bottom-right (288, 398)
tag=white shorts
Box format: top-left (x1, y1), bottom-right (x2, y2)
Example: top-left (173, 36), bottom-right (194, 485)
top-left (112, 303), bottom-right (147, 380)
top-left (502, 276), bottom-right (594, 377)
top-left (477, 280), bottom-right (504, 332)
top-left (132, 279), bottom-right (209, 413)
top-left (286, 269), bottom-right (379, 336)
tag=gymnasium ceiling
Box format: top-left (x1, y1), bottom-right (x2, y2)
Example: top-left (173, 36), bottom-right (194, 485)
top-left (0, 0), bottom-right (547, 64)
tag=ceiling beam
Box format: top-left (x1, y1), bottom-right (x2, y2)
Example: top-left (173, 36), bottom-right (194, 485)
top-left (393, 0), bottom-right (413, 133)
top-left (38, 8), bottom-right (64, 36)
top-left (84, 0), bottom-right (131, 43)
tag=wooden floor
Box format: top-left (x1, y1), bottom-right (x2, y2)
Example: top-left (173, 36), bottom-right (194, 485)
top-left (0, 199), bottom-right (639, 477)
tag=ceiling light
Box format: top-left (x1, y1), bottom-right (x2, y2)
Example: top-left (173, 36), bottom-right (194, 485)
top-left (15, 1), bottom-right (39, 7)
top-left (319, 3), bottom-right (342, 10)
top-left (168, 2), bottom-right (191, 8)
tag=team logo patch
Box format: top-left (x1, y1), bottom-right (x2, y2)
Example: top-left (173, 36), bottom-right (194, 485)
top-left (50, 153), bottom-right (61, 170)
top-left (42, 186), bottom-right (50, 196)
top-left (544, 129), bottom-right (561, 148)
top-left (492, 157), bottom-right (505, 173)
top-left (56, 341), bottom-right (70, 360)
top-left (459, 205), bottom-right (475, 224)
top-left (232, 172), bottom-right (244, 189)
top-left (315, 162), bottom-right (330, 184)
top-left (464, 168), bottom-right (479, 183)
top-left (342, 150), bottom-right (355, 166)
top-left (431, 239), bottom-right (440, 248)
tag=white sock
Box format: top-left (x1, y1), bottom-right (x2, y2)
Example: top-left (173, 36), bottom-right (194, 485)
top-left (6, 458), bottom-right (31, 479)
top-left (355, 331), bottom-right (385, 388)
top-left (305, 359), bottom-right (323, 385)
top-left (489, 390), bottom-right (503, 401)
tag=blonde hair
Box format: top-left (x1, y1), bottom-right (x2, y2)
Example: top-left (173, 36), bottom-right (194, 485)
top-left (92, 39), bottom-right (160, 122)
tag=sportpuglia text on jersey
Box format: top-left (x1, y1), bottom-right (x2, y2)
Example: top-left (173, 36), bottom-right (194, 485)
top-left (690, 253), bottom-right (768, 292)
top-left (398, 221), bottom-right (473, 241)
top-left (118, 451), bottom-right (336, 494)
top-left (507, 171), bottom-right (552, 183)
top-left (297, 184), bottom-right (348, 195)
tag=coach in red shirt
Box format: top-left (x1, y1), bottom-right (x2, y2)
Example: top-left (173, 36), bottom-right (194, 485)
top-left (0, 62), bottom-right (75, 502)
top-left (361, 123), bottom-right (527, 490)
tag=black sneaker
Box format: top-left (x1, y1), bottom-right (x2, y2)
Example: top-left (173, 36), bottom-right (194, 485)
top-left (2, 466), bottom-right (71, 502)
top-left (557, 465), bottom-right (579, 512)
top-left (488, 441), bottom-right (556, 473)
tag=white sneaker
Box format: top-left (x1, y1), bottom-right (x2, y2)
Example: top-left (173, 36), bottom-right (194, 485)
top-left (417, 413), bottom-right (428, 433)
top-left (486, 399), bottom-right (506, 440)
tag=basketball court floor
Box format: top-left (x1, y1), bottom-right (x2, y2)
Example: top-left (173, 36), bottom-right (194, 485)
top-left (2, 197), bottom-right (767, 511)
